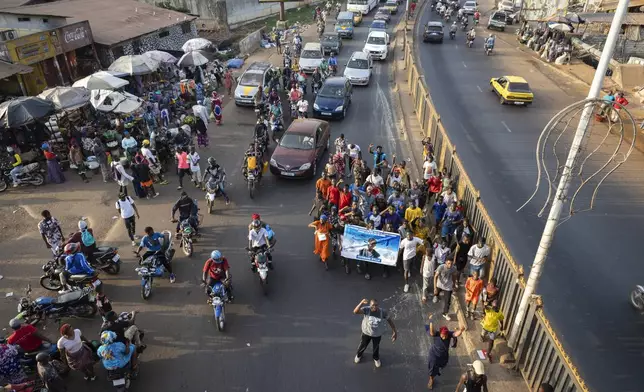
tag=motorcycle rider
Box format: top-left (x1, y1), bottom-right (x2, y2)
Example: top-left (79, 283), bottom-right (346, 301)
top-left (97, 330), bottom-right (139, 376)
top-left (135, 226), bottom-right (176, 283)
top-left (8, 318), bottom-right (53, 353)
top-left (100, 310), bottom-right (145, 351)
top-left (297, 98), bottom-right (309, 118)
top-left (61, 243), bottom-right (95, 291)
top-left (202, 157), bottom-right (230, 205)
top-left (6, 146), bottom-right (22, 187)
top-left (473, 10), bottom-right (480, 24)
top-left (450, 21), bottom-right (458, 37)
top-left (171, 191), bottom-right (199, 235)
top-left (328, 53), bottom-right (338, 75)
top-left (65, 220), bottom-right (98, 266)
top-left (248, 219), bottom-right (273, 270)
top-left (268, 87), bottom-right (280, 106)
top-left (253, 86), bottom-right (266, 110)
top-left (311, 68), bottom-right (323, 94)
top-left (202, 250), bottom-right (233, 300)
top-left (485, 33), bottom-right (496, 52)
top-left (467, 27), bottom-right (476, 45)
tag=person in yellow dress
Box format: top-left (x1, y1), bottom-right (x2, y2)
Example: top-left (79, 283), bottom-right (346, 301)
top-left (308, 214), bottom-right (333, 270)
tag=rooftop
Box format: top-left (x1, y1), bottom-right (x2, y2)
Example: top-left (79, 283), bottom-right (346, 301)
top-left (0, 0), bottom-right (197, 46)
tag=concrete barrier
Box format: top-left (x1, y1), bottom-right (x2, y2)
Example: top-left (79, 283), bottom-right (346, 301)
top-left (238, 27), bottom-right (264, 57)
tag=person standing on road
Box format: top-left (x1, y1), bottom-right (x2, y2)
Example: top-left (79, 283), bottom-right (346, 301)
top-left (116, 193), bottom-right (140, 246)
top-left (399, 231), bottom-right (424, 293)
top-left (480, 300), bottom-right (504, 362)
top-left (308, 214), bottom-right (333, 270)
top-left (176, 147), bottom-right (191, 190)
top-left (38, 210), bottom-right (64, 256)
top-left (465, 270), bottom-right (484, 320)
top-left (224, 69), bottom-right (234, 96)
top-left (451, 234), bottom-right (472, 288)
top-left (188, 147), bottom-right (202, 189)
top-left (353, 299), bottom-right (397, 368)
top-left (57, 324), bottom-right (96, 381)
top-left (468, 237), bottom-right (491, 279)
top-left (420, 247), bottom-right (436, 302)
top-left (111, 158), bottom-right (134, 196)
top-left (433, 258), bottom-right (458, 321)
top-left (455, 360), bottom-right (488, 392)
top-left (427, 319), bottom-right (464, 390)
top-left (368, 144), bottom-right (388, 175)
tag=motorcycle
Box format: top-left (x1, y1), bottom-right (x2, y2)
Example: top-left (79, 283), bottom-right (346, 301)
top-left (290, 100), bottom-right (298, 119)
top-left (449, 30), bottom-right (456, 40)
top-left (247, 245), bottom-right (274, 295)
top-left (39, 258), bottom-right (102, 292)
top-left (16, 284), bottom-right (97, 325)
top-left (176, 218), bottom-right (196, 257)
top-left (0, 162), bottom-right (45, 192)
top-left (247, 163), bottom-right (260, 199)
top-left (107, 365), bottom-right (136, 392)
top-left (135, 231), bottom-right (175, 300)
top-left (205, 178), bottom-right (222, 214)
top-left (485, 44), bottom-right (493, 56)
top-left (312, 80), bottom-right (322, 95)
top-left (461, 21), bottom-right (468, 31)
top-left (270, 117), bottom-right (285, 143)
top-left (207, 281), bottom-right (228, 331)
top-left (329, 64), bottom-right (337, 76)
top-left (467, 37), bottom-right (474, 48)
top-left (631, 285), bottom-right (644, 311)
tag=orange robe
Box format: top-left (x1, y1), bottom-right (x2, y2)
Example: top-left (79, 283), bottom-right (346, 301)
top-left (465, 277), bottom-right (484, 304)
top-left (312, 221), bottom-right (332, 262)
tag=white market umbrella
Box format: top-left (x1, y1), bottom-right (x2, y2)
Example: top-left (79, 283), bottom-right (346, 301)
top-left (90, 90), bottom-right (143, 114)
top-left (38, 86), bottom-right (91, 111)
top-left (73, 71), bottom-right (129, 90)
top-left (176, 50), bottom-right (212, 67)
top-left (109, 55), bottom-right (159, 76)
top-left (144, 50), bottom-right (178, 64)
top-left (182, 38), bottom-right (214, 53)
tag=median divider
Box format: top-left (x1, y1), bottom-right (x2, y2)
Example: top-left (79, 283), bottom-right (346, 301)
top-left (397, 1), bottom-right (589, 391)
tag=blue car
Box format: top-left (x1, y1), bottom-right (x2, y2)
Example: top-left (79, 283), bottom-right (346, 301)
top-left (369, 20), bottom-right (388, 34)
top-left (313, 77), bottom-right (353, 120)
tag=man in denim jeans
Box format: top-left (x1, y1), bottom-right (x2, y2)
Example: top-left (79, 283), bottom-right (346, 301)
top-left (468, 237), bottom-right (490, 279)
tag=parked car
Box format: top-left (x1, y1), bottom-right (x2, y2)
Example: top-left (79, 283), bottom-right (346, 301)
top-left (321, 32), bottom-right (342, 55)
top-left (269, 119), bottom-right (331, 178)
top-left (462, 0), bottom-right (478, 14)
top-left (423, 21), bottom-right (444, 43)
top-left (489, 75), bottom-right (534, 106)
top-left (487, 10), bottom-right (507, 31)
top-left (363, 31), bottom-right (390, 60)
top-left (497, 0), bottom-right (514, 12)
top-left (369, 20), bottom-right (388, 34)
top-left (234, 62), bottom-right (273, 106)
top-left (375, 7), bottom-right (392, 22)
top-left (344, 51), bottom-right (373, 86)
top-left (313, 77), bottom-right (353, 119)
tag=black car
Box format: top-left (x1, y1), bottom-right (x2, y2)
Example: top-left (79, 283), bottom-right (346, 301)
top-left (313, 77), bottom-right (353, 120)
top-left (423, 21), bottom-right (444, 43)
top-left (321, 32), bottom-right (342, 55)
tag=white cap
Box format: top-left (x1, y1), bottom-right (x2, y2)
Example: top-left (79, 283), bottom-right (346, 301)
top-left (472, 360), bottom-right (485, 375)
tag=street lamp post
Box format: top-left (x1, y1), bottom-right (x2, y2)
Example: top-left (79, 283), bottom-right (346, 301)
top-left (507, 0), bottom-right (632, 348)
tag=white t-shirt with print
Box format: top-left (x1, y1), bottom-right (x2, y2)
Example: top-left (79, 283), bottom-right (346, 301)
top-left (366, 174), bottom-right (384, 187)
top-left (468, 244), bottom-right (490, 266)
top-left (423, 160), bottom-right (437, 179)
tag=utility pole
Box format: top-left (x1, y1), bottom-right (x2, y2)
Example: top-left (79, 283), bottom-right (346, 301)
top-left (508, 0), bottom-right (631, 348)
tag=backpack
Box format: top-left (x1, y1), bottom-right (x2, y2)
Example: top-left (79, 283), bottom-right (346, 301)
top-left (81, 230), bottom-right (95, 247)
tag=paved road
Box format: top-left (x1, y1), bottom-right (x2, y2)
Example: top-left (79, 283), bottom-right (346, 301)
top-left (0, 8), bottom-right (470, 392)
top-left (416, 2), bottom-right (644, 391)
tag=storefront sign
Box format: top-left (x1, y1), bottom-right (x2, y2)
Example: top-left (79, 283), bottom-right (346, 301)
top-left (58, 21), bottom-right (93, 52)
top-left (6, 32), bottom-right (55, 65)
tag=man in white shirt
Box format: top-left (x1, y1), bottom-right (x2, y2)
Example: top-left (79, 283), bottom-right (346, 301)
top-left (115, 193), bottom-right (140, 246)
top-left (441, 187), bottom-right (458, 206)
top-left (468, 237), bottom-right (490, 278)
top-left (188, 147), bottom-right (202, 189)
top-left (420, 247), bottom-right (436, 302)
top-left (297, 99), bottom-right (309, 117)
top-left (248, 220), bottom-right (273, 267)
top-left (192, 101), bottom-right (209, 125)
top-left (432, 238), bottom-right (450, 265)
top-left (423, 156), bottom-right (437, 180)
top-left (365, 168), bottom-right (384, 189)
top-left (399, 231), bottom-right (424, 293)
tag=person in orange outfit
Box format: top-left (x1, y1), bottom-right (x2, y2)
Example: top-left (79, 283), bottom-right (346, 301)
top-left (464, 270), bottom-right (484, 320)
top-left (308, 214), bottom-right (333, 270)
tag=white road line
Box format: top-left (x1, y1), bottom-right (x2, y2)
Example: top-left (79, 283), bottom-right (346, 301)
top-left (501, 121), bottom-right (512, 133)
top-left (455, 44), bottom-right (458, 49)
top-left (476, 85), bottom-right (482, 92)
top-left (462, 61), bottom-right (467, 68)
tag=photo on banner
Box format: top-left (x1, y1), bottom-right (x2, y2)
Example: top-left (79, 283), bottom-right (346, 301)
top-left (340, 224), bottom-right (401, 266)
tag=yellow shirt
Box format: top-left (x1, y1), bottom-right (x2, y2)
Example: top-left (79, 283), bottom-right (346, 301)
top-left (481, 309), bottom-right (504, 332)
top-left (405, 207), bottom-right (423, 223)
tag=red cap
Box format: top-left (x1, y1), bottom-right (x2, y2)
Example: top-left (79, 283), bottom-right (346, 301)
top-left (252, 213), bottom-right (260, 220)
top-left (439, 326), bottom-right (449, 335)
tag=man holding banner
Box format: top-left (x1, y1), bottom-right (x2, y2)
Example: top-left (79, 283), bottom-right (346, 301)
top-left (341, 224), bottom-right (401, 280)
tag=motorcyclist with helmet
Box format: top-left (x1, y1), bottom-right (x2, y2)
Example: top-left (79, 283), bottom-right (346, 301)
top-left (485, 33), bottom-right (496, 52)
top-left (467, 27), bottom-right (476, 45)
top-left (61, 242), bottom-right (95, 291)
top-left (202, 250), bottom-right (233, 300)
top-left (134, 226), bottom-right (176, 283)
top-left (248, 220), bottom-right (273, 271)
top-left (5, 146), bottom-right (23, 187)
top-left (171, 191), bottom-right (199, 235)
top-left (450, 21), bottom-right (458, 38)
top-left (202, 157), bottom-right (230, 205)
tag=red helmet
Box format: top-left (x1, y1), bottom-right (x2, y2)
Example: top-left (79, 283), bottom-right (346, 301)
top-left (64, 243), bottom-right (80, 254)
top-left (252, 213), bottom-right (260, 221)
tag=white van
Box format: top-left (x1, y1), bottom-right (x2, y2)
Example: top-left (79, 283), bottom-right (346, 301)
top-left (299, 42), bottom-right (324, 73)
top-left (363, 31), bottom-right (389, 60)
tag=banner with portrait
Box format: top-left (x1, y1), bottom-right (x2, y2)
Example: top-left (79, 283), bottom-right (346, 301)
top-left (340, 224), bottom-right (401, 266)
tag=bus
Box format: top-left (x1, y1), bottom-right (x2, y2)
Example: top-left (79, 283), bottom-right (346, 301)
top-left (347, 0), bottom-right (378, 15)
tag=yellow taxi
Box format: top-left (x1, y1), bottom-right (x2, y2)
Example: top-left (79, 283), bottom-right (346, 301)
top-left (353, 11), bottom-right (363, 25)
top-left (489, 75), bottom-right (534, 106)
top-left (384, 0), bottom-right (399, 14)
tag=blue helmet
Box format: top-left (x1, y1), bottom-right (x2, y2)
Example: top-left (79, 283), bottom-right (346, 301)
top-left (211, 250), bottom-right (223, 262)
top-left (100, 330), bottom-right (116, 345)
top-left (320, 214), bottom-right (328, 222)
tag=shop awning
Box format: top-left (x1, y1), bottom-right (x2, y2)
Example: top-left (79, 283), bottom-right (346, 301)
top-left (0, 61), bottom-right (33, 80)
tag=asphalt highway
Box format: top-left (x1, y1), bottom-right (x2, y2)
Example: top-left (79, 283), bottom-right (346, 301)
top-left (0, 7), bottom-right (468, 392)
top-left (417, 2), bottom-right (644, 391)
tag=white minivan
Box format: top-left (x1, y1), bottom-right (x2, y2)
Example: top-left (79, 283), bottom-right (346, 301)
top-left (363, 31), bottom-right (389, 61)
top-left (299, 42), bottom-right (324, 73)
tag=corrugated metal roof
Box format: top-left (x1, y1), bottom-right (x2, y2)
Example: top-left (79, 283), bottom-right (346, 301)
top-left (0, 61), bottom-right (33, 80)
top-left (578, 12), bottom-right (644, 25)
top-left (0, 0), bottom-right (197, 46)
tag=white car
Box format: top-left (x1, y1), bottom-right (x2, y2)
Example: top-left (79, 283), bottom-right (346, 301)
top-left (363, 31), bottom-right (389, 61)
top-left (343, 51), bottom-right (373, 86)
top-left (462, 1), bottom-right (478, 14)
top-left (497, 0), bottom-right (514, 12)
top-left (299, 42), bottom-right (324, 73)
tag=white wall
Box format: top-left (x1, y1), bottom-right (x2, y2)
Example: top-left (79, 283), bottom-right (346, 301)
top-left (0, 13), bottom-right (67, 37)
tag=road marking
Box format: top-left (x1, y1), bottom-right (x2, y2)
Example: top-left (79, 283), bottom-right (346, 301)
top-left (455, 44), bottom-right (458, 49)
top-left (460, 123), bottom-right (482, 154)
top-left (501, 121), bottom-right (512, 133)
top-left (476, 85), bottom-right (482, 92)
top-left (462, 61), bottom-right (467, 68)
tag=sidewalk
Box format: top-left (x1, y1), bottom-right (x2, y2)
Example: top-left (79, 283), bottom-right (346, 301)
top-left (390, 15), bottom-right (530, 392)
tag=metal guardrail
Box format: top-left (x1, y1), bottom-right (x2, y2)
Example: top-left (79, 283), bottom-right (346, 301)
top-left (402, 3), bottom-right (589, 391)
